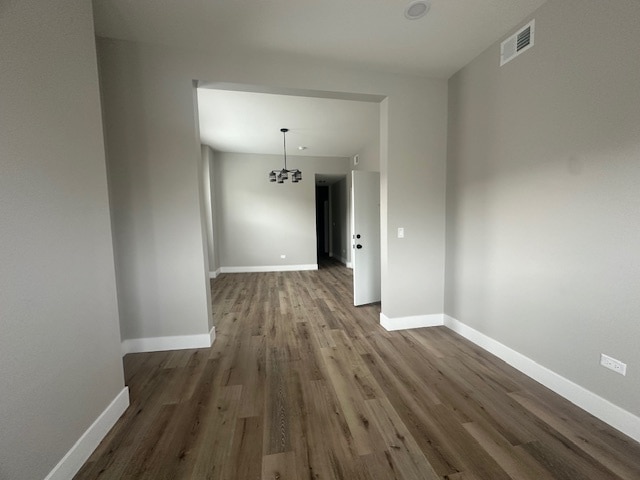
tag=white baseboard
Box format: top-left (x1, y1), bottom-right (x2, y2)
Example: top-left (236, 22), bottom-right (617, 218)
top-left (209, 268), bottom-right (221, 279)
top-left (380, 312), bottom-right (444, 331)
top-left (45, 387), bottom-right (129, 480)
top-left (347, 262), bottom-right (353, 269)
top-left (334, 255), bottom-right (349, 266)
top-left (220, 264), bottom-right (318, 273)
top-left (443, 315), bottom-right (640, 443)
top-left (121, 326), bottom-right (216, 356)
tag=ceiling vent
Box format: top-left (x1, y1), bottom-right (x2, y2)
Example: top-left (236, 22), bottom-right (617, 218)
top-left (500, 20), bottom-right (535, 66)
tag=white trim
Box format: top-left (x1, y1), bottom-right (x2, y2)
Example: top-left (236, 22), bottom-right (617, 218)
top-left (121, 326), bottom-right (216, 356)
top-left (209, 268), bottom-right (221, 279)
top-left (342, 257), bottom-right (353, 269)
top-left (335, 255), bottom-right (349, 266)
top-left (443, 315), bottom-right (640, 443)
top-left (331, 255), bottom-right (352, 268)
top-left (380, 312), bottom-right (444, 331)
top-left (44, 387), bottom-right (129, 480)
top-left (220, 264), bottom-right (318, 273)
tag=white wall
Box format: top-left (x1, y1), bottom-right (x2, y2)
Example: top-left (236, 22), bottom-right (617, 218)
top-left (96, 37), bottom-right (448, 334)
top-left (214, 152), bottom-right (349, 269)
top-left (0, 1), bottom-right (126, 478)
top-left (446, 0), bottom-right (640, 418)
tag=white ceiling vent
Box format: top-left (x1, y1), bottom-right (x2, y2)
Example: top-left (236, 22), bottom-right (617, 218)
top-left (500, 20), bottom-right (535, 66)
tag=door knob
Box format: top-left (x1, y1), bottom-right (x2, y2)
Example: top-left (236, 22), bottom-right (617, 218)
top-left (356, 244), bottom-right (363, 249)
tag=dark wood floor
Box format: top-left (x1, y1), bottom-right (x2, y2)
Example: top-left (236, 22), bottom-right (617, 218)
top-left (76, 260), bottom-right (640, 479)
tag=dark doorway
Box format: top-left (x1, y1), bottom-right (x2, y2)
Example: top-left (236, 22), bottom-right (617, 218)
top-left (315, 185), bottom-right (330, 264)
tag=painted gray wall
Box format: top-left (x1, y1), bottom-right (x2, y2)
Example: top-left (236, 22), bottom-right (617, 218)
top-left (201, 145), bottom-right (217, 274)
top-left (446, 0), bottom-right (640, 416)
top-left (0, 1), bottom-right (125, 478)
top-left (382, 87), bottom-right (447, 318)
top-left (98, 44), bottom-right (212, 341)
top-left (330, 177), bottom-right (351, 265)
top-left (196, 140), bottom-right (214, 331)
top-left (213, 152), bottom-right (349, 268)
top-left (211, 149), bottom-right (222, 273)
top-left (353, 126), bottom-right (380, 173)
top-left (96, 37), bottom-right (448, 334)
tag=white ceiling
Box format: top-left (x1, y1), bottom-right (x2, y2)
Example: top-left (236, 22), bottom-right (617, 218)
top-left (93, 0), bottom-right (546, 79)
top-left (197, 89), bottom-right (380, 158)
top-left (94, 0), bottom-right (546, 160)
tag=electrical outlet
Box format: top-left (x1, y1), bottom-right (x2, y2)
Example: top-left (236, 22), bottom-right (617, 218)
top-left (600, 354), bottom-right (627, 376)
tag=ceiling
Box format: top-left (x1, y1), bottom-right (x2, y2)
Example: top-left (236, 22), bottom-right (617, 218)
top-left (93, 0), bottom-right (547, 79)
top-left (94, 0), bottom-right (546, 166)
top-left (197, 88), bottom-right (380, 158)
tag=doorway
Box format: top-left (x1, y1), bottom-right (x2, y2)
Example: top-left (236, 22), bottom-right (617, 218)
top-left (196, 82), bottom-right (383, 309)
top-left (315, 184), bottom-right (330, 263)
top-left (315, 174), bottom-right (350, 269)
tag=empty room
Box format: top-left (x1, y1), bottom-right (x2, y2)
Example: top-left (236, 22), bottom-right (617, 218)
top-left (2, 0), bottom-right (640, 479)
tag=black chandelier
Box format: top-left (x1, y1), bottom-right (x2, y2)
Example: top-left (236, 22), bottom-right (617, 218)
top-left (269, 128), bottom-right (302, 183)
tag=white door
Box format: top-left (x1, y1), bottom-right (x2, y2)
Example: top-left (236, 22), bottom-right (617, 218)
top-left (352, 171), bottom-right (381, 306)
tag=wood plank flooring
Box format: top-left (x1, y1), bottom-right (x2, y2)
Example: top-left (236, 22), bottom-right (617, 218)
top-left (76, 260), bottom-right (640, 479)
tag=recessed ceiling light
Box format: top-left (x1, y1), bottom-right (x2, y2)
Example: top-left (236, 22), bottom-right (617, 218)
top-left (404, 0), bottom-right (430, 20)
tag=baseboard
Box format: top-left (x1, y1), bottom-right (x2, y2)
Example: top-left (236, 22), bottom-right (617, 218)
top-left (443, 315), bottom-right (640, 443)
top-left (209, 268), bottom-right (221, 279)
top-left (334, 255), bottom-right (349, 266)
top-left (347, 262), bottom-right (353, 269)
top-left (44, 387), bottom-right (130, 480)
top-left (219, 264), bottom-right (318, 273)
top-left (380, 312), bottom-right (444, 331)
top-left (121, 326), bottom-right (216, 356)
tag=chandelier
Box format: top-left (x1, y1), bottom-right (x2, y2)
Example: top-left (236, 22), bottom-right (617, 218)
top-left (269, 128), bottom-right (302, 183)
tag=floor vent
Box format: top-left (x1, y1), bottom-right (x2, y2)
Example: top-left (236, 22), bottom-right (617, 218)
top-left (500, 20), bottom-right (535, 66)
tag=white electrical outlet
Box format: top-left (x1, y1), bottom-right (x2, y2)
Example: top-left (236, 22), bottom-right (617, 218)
top-left (397, 227), bottom-right (405, 239)
top-left (600, 354), bottom-right (627, 376)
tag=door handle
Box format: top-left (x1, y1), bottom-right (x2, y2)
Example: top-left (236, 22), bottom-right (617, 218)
top-left (356, 244), bottom-right (363, 249)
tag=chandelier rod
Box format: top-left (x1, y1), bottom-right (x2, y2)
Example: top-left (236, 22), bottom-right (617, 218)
top-left (281, 128), bottom-right (288, 171)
